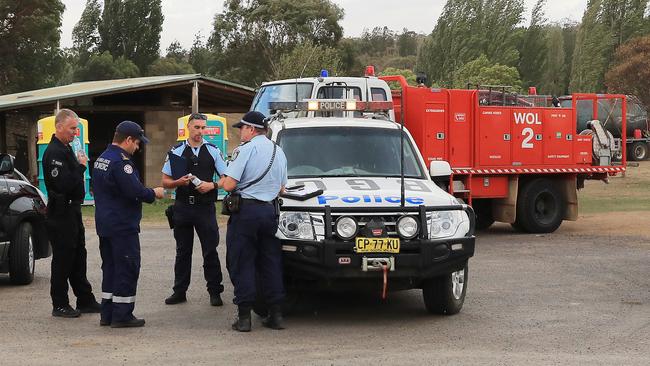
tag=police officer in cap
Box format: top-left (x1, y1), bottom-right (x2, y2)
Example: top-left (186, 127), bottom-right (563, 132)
top-left (162, 113), bottom-right (226, 306)
top-left (218, 111), bottom-right (288, 332)
top-left (92, 121), bottom-right (164, 328)
top-left (43, 108), bottom-right (101, 317)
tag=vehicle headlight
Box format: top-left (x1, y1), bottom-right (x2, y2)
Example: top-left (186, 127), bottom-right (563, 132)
top-left (335, 216), bottom-right (358, 240)
top-left (429, 210), bottom-right (469, 239)
top-left (278, 212), bottom-right (314, 240)
top-left (396, 215), bottom-right (419, 239)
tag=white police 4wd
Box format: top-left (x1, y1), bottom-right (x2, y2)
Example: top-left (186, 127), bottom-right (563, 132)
top-left (268, 101), bottom-right (476, 315)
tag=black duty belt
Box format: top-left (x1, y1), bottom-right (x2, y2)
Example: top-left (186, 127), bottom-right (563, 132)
top-left (175, 194), bottom-right (215, 205)
top-left (241, 198), bottom-right (271, 205)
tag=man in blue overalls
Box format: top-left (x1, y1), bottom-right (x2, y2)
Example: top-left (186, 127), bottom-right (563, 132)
top-left (219, 111), bottom-right (288, 332)
top-left (162, 113), bottom-right (227, 306)
top-left (92, 121), bottom-right (164, 328)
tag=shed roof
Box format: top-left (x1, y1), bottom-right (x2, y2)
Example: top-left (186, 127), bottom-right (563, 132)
top-left (0, 74), bottom-right (255, 112)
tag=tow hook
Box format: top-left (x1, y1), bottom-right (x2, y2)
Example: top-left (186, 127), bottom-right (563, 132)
top-left (361, 257), bottom-right (395, 300)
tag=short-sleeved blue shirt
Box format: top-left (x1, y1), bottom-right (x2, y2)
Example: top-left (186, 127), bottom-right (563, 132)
top-left (225, 135), bottom-right (287, 202)
top-left (162, 139), bottom-right (227, 176)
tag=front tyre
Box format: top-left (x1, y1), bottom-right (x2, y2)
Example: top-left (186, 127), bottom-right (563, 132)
top-left (422, 262), bottom-right (468, 315)
top-left (9, 222), bottom-right (35, 285)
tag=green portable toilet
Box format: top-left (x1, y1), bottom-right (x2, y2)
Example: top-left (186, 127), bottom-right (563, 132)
top-left (37, 116), bottom-right (93, 203)
top-left (177, 113), bottom-right (229, 199)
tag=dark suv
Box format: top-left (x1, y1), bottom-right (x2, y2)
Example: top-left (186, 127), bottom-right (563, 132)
top-left (0, 153), bottom-right (50, 284)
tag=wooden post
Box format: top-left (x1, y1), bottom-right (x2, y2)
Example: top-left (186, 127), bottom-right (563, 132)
top-left (192, 81), bottom-right (199, 113)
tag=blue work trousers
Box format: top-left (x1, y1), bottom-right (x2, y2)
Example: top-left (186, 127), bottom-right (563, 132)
top-left (99, 234), bottom-right (140, 323)
top-left (226, 202), bottom-right (284, 306)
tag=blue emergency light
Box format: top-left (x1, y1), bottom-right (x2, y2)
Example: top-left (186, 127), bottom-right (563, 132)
top-left (320, 69), bottom-right (329, 77)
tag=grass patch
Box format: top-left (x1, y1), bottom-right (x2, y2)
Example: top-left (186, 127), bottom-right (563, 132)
top-left (82, 199), bottom-right (224, 223)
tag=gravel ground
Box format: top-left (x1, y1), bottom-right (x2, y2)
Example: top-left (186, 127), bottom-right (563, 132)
top-left (0, 221), bottom-right (648, 365)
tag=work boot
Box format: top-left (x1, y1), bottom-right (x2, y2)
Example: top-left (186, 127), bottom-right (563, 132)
top-left (164, 292), bottom-right (187, 305)
top-left (77, 300), bottom-right (102, 314)
top-left (52, 305), bottom-right (81, 318)
top-left (210, 293), bottom-right (223, 307)
top-left (262, 304), bottom-right (285, 330)
top-left (99, 318), bottom-right (111, 326)
top-left (231, 305), bottom-right (252, 332)
top-left (111, 316), bottom-right (145, 328)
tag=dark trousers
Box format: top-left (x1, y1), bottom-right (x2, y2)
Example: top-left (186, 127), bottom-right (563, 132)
top-left (226, 202), bottom-right (284, 306)
top-left (47, 208), bottom-right (95, 308)
top-left (172, 202), bottom-right (224, 295)
top-left (99, 234), bottom-right (141, 323)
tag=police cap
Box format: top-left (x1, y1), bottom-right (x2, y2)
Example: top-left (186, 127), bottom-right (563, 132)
top-left (232, 111), bottom-right (267, 129)
top-left (116, 120), bottom-right (149, 144)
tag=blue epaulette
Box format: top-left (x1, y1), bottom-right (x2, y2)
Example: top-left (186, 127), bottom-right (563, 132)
top-left (172, 142), bottom-right (184, 149)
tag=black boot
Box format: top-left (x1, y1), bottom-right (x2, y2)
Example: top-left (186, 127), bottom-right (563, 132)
top-left (262, 304), bottom-right (285, 330)
top-left (165, 292), bottom-right (187, 305)
top-left (231, 305), bottom-right (251, 332)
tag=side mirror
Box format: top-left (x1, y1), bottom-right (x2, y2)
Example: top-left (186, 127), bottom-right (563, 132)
top-left (429, 161), bottom-right (451, 178)
top-left (0, 153), bottom-right (14, 175)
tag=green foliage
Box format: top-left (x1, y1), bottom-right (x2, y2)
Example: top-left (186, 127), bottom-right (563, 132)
top-left (517, 0), bottom-right (548, 89)
top-left (418, 0), bottom-right (524, 87)
top-left (0, 0), bottom-right (66, 94)
top-left (148, 58), bottom-right (195, 76)
top-left (539, 25), bottom-right (567, 96)
top-left (605, 35), bottom-right (650, 107)
top-left (72, 0), bottom-right (101, 63)
top-left (74, 51), bottom-right (140, 81)
top-left (98, 0), bottom-right (164, 73)
top-left (165, 41), bottom-right (187, 62)
top-left (360, 26), bottom-right (395, 56)
top-left (452, 55), bottom-right (522, 91)
top-left (188, 34), bottom-right (213, 75)
top-left (208, 0), bottom-right (344, 86)
top-left (397, 29), bottom-right (419, 57)
top-left (273, 41), bottom-right (341, 79)
top-left (570, 0), bottom-right (648, 93)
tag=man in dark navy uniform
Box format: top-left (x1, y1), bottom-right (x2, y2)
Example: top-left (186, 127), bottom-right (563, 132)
top-left (162, 113), bottom-right (227, 306)
top-left (92, 121), bottom-right (164, 328)
top-left (43, 108), bottom-right (100, 318)
top-left (219, 111), bottom-right (288, 332)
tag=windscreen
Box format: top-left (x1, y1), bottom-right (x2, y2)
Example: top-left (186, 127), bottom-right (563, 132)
top-left (251, 83), bottom-right (313, 118)
top-left (277, 127), bottom-right (425, 178)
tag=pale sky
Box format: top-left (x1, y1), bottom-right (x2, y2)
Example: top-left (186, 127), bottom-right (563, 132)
top-left (59, 0), bottom-right (587, 52)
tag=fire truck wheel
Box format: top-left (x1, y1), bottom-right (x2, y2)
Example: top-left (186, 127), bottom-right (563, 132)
top-left (422, 262), bottom-right (468, 315)
top-left (472, 200), bottom-right (495, 230)
top-left (517, 178), bottom-right (564, 233)
top-left (628, 142), bottom-right (648, 161)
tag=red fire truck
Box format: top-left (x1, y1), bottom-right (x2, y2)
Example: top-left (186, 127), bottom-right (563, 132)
top-left (380, 75), bottom-right (627, 233)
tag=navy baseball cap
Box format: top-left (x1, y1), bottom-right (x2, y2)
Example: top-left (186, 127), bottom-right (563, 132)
top-left (116, 120), bottom-right (149, 144)
top-left (233, 111), bottom-right (267, 129)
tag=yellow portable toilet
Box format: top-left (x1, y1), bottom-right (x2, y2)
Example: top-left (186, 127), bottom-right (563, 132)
top-left (37, 116), bottom-right (92, 202)
top-left (177, 113), bottom-right (229, 198)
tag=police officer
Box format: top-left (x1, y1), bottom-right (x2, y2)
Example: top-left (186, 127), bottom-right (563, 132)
top-left (162, 113), bottom-right (226, 306)
top-left (92, 121), bottom-right (164, 328)
top-left (43, 108), bottom-right (100, 318)
top-left (218, 111), bottom-right (288, 332)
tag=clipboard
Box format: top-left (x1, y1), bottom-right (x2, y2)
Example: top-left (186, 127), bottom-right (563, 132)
top-left (168, 153), bottom-right (188, 179)
top-left (280, 187), bottom-right (324, 201)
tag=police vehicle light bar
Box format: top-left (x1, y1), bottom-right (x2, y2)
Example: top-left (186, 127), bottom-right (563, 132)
top-left (269, 99), bottom-right (393, 113)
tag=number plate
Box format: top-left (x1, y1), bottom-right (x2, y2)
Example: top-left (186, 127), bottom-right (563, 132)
top-left (355, 237), bottom-right (400, 254)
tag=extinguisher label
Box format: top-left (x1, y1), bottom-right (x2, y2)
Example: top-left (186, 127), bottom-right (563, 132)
top-left (454, 113), bottom-right (466, 122)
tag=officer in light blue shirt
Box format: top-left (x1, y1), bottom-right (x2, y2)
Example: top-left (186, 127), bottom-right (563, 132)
top-left (219, 111), bottom-right (288, 332)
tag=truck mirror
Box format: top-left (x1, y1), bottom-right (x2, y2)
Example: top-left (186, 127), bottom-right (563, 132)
top-left (429, 161), bottom-right (451, 178)
top-left (0, 153), bottom-right (14, 174)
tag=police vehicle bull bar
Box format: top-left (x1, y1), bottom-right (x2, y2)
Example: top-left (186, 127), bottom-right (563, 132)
top-left (279, 204), bottom-right (476, 240)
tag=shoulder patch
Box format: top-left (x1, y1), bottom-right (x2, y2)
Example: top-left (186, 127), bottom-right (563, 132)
top-left (231, 148), bottom-right (240, 161)
top-left (123, 164), bottom-right (133, 174)
top-left (51, 159), bottom-right (63, 167)
top-left (51, 167), bottom-right (59, 177)
top-left (173, 142), bottom-right (184, 149)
